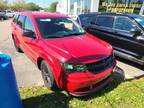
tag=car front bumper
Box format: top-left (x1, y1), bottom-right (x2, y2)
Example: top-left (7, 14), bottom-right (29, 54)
top-left (65, 67), bottom-right (114, 96)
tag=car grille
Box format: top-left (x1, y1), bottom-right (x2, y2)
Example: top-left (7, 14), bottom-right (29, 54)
top-left (86, 55), bottom-right (113, 74)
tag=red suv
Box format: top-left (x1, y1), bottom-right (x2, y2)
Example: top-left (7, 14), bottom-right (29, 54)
top-left (11, 12), bottom-right (116, 96)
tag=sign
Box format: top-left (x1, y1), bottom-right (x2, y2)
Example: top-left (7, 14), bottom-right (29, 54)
top-left (99, 0), bottom-right (143, 14)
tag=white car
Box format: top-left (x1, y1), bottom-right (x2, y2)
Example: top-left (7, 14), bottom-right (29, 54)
top-left (6, 11), bottom-right (15, 18)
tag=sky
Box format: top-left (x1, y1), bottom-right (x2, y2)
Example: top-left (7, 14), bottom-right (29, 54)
top-left (8, 0), bottom-right (59, 8)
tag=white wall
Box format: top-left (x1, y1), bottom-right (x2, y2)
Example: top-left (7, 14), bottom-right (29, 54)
top-left (91, 0), bottom-right (100, 12)
top-left (57, 0), bottom-right (100, 15)
top-left (56, 0), bottom-right (69, 14)
top-left (139, 2), bottom-right (144, 15)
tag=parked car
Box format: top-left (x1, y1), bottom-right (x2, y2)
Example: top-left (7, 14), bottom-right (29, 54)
top-left (6, 10), bottom-right (15, 18)
top-left (85, 13), bottom-right (144, 65)
top-left (11, 12), bottom-right (116, 96)
top-left (0, 12), bottom-right (8, 20)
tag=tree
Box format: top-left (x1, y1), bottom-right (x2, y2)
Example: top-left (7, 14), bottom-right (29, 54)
top-left (0, 0), bottom-right (8, 10)
top-left (47, 2), bottom-right (58, 12)
top-left (27, 2), bottom-right (42, 11)
top-left (11, 0), bottom-right (27, 11)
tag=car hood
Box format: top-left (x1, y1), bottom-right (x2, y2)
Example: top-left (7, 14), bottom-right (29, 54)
top-left (43, 34), bottom-right (112, 64)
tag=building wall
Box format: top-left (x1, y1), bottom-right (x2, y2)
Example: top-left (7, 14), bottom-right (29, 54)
top-left (91, 0), bottom-right (100, 12)
top-left (57, 0), bottom-right (100, 15)
top-left (56, 0), bottom-right (144, 15)
top-left (56, 0), bottom-right (69, 14)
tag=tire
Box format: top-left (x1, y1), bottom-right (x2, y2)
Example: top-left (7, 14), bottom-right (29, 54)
top-left (12, 37), bottom-right (23, 53)
top-left (41, 60), bottom-right (58, 91)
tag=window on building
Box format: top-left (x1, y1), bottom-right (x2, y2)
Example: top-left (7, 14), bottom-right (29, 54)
top-left (70, 0), bottom-right (91, 15)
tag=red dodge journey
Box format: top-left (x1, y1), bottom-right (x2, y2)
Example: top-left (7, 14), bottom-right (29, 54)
top-left (11, 12), bottom-right (116, 96)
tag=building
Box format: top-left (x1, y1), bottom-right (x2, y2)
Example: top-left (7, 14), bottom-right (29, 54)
top-left (56, 0), bottom-right (100, 15)
top-left (57, 0), bottom-right (144, 15)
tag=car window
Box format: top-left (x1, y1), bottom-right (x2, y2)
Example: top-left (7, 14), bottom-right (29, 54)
top-left (134, 16), bottom-right (144, 27)
top-left (96, 15), bottom-right (114, 28)
top-left (113, 16), bottom-right (136, 31)
top-left (17, 15), bottom-right (25, 29)
top-left (80, 15), bottom-right (96, 26)
top-left (13, 14), bottom-right (18, 23)
top-left (76, 18), bottom-right (80, 24)
top-left (24, 17), bottom-right (35, 32)
top-left (24, 17), bottom-right (36, 38)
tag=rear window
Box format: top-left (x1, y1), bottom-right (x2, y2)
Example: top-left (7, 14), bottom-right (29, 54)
top-left (96, 15), bottom-right (114, 28)
top-left (80, 15), bottom-right (96, 26)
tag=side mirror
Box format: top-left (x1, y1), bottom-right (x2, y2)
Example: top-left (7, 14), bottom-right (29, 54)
top-left (130, 28), bottom-right (142, 36)
top-left (23, 30), bottom-right (36, 39)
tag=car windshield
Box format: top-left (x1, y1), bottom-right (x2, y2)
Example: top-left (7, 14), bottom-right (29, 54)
top-left (134, 16), bottom-right (144, 28)
top-left (36, 17), bottom-right (86, 39)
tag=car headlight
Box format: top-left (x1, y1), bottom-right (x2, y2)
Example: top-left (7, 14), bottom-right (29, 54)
top-left (62, 63), bottom-right (87, 73)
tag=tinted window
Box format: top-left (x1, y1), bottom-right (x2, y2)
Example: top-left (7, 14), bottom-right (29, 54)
top-left (17, 15), bottom-right (25, 29)
top-left (96, 16), bottom-right (114, 28)
top-left (80, 15), bottom-right (96, 26)
top-left (114, 16), bottom-right (136, 31)
top-left (134, 16), bottom-right (144, 27)
top-left (13, 14), bottom-right (18, 23)
top-left (24, 17), bottom-right (36, 38)
top-left (24, 17), bottom-right (34, 31)
top-left (76, 18), bottom-right (80, 24)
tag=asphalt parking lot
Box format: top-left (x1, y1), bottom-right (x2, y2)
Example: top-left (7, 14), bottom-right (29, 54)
top-left (0, 19), bottom-right (43, 87)
top-left (0, 19), bottom-right (144, 87)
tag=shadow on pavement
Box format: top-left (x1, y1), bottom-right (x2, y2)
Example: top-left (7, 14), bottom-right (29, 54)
top-left (116, 56), bottom-right (144, 71)
top-left (23, 66), bottom-right (125, 108)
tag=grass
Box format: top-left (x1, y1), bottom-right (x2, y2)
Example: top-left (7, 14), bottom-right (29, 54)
top-left (20, 73), bottom-right (144, 108)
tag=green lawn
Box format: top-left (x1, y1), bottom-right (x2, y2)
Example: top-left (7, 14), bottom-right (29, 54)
top-left (20, 75), bottom-right (144, 108)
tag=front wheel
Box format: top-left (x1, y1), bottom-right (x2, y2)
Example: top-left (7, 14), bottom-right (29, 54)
top-left (41, 60), bottom-right (58, 91)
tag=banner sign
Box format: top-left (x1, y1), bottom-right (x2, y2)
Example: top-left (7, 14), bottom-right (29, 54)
top-left (99, 0), bottom-right (143, 14)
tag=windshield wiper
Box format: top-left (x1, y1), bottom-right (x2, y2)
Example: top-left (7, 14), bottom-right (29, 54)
top-left (44, 35), bottom-right (64, 39)
top-left (63, 32), bottom-right (86, 37)
top-left (43, 32), bottom-right (86, 39)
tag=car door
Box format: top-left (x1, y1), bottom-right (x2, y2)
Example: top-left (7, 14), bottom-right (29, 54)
top-left (22, 16), bottom-right (40, 62)
top-left (12, 14), bottom-right (19, 38)
top-left (15, 15), bottom-right (25, 50)
top-left (87, 15), bottom-right (118, 46)
top-left (113, 16), bottom-right (144, 58)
